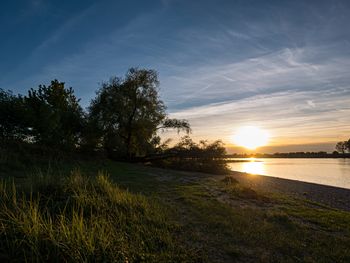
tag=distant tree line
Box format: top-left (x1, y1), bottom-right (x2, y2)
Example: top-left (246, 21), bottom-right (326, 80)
top-left (0, 68), bottom-right (228, 172)
top-left (228, 151), bottom-right (338, 158)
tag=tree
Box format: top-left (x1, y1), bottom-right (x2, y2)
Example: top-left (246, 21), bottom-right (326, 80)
top-left (346, 139), bottom-right (350, 152)
top-left (159, 136), bottom-right (228, 174)
top-left (24, 80), bottom-right (84, 150)
top-left (89, 68), bottom-right (190, 158)
top-left (172, 136), bottom-right (226, 158)
top-left (0, 89), bottom-right (28, 141)
top-left (335, 141), bottom-right (347, 154)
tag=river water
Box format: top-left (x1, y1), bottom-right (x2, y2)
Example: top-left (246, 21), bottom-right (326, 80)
top-left (228, 158), bottom-right (350, 189)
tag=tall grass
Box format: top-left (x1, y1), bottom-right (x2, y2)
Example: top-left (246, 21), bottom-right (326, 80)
top-left (0, 170), bottom-right (200, 262)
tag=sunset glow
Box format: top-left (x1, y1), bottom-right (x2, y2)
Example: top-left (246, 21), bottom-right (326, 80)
top-left (232, 126), bottom-right (270, 150)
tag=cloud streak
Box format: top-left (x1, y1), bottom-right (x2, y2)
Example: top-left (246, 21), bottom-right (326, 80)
top-left (162, 46), bottom-right (350, 108)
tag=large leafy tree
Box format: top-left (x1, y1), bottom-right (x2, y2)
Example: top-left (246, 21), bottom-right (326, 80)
top-left (24, 80), bottom-right (84, 150)
top-left (89, 68), bottom-right (190, 158)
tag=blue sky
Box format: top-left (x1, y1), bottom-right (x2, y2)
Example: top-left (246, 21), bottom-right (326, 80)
top-left (1, 0), bottom-right (350, 152)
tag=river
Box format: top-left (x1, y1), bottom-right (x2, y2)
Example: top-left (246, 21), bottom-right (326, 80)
top-left (228, 158), bottom-right (350, 189)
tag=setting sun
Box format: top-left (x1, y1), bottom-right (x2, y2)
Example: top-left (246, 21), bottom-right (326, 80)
top-left (232, 126), bottom-right (270, 149)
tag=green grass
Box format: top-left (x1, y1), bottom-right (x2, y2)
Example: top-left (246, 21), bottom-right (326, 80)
top-left (0, 169), bottom-right (201, 262)
top-left (1, 157), bottom-right (350, 262)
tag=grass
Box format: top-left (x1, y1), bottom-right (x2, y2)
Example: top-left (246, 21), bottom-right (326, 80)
top-left (0, 169), bottom-right (201, 262)
top-left (1, 155), bottom-right (350, 262)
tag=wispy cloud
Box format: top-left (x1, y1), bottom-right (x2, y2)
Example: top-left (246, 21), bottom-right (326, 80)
top-left (162, 46), bottom-right (350, 109)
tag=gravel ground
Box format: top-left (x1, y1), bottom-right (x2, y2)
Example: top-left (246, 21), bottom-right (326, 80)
top-left (229, 171), bottom-right (350, 211)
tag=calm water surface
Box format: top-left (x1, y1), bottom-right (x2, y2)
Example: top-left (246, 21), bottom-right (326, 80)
top-left (228, 158), bottom-right (350, 189)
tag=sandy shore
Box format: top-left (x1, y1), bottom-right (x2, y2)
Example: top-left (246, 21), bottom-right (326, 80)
top-left (229, 171), bottom-right (350, 211)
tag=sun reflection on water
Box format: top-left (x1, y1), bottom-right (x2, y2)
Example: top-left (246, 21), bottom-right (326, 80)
top-left (242, 160), bottom-right (265, 175)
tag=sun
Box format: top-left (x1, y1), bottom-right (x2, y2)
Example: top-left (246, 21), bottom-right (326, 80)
top-left (232, 126), bottom-right (270, 150)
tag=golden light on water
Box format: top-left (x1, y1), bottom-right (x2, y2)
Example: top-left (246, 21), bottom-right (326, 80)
top-left (242, 159), bottom-right (265, 175)
top-left (232, 126), bottom-right (270, 150)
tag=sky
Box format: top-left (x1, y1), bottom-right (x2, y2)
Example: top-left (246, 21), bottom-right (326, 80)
top-left (1, 0), bottom-right (350, 153)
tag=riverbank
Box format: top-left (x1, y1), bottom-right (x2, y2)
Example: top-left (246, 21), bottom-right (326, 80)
top-left (1, 160), bottom-right (350, 262)
top-left (227, 171), bottom-right (350, 211)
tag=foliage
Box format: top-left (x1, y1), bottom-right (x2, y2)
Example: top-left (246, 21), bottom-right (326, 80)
top-left (335, 140), bottom-right (350, 154)
top-left (152, 136), bottom-right (230, 174)
top-left (24, 80), bottom-right (84, 150)
top-left (0, 89), bottom-right (28, 141)
top-left (172, 136), bottom-right (227, 158)
top-left (158, 118), bottom-right (191, 134)
top-left (88, 68), bottom-right (190, 158)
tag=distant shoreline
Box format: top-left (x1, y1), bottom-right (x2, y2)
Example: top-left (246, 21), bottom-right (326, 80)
top-left (225, 154), bottom-right (350, 159)
top-left (224, 156), bottom-right (350, 162)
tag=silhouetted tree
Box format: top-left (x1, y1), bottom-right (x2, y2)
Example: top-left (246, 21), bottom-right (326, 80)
top-left (335, 141), bottom-right (347, 154)
top-left (0, 89), bottom-right (28, 141)
top-left (173, 136), bottom-right (198, 152)
top-left (157, 136), bottom-right (229, 174)
top-left (346, 139), bottom-right (350, 152)
top-left (88, 68), bottom-right (190, 158)
top-left (24, 80), bottom-right (84, 150)
top-left (172, 136), bottom-right (226, 158)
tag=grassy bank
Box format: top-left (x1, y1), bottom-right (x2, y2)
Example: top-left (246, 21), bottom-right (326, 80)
top-left (1, 157), bottom-right (350, 262)
top-left (0, 168), bottom-right (200, 262)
